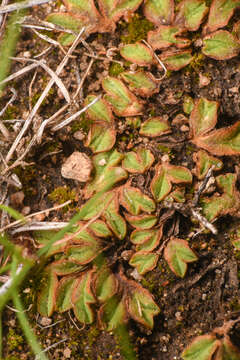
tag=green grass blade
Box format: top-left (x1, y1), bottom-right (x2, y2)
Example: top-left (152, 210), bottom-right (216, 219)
top-left (12, 288), bottom-right (49, 360)
top-left (0, 10), bottom-right (23, 95)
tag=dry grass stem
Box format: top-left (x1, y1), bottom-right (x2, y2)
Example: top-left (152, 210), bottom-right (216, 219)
top-left (2, 119), bottom-right (24, 123)
top-left (0, 0), bottom-right (8, 28)
top-left (0, 87), bottom-right (17, 115)
top-left (32, 28), bottom-right (66, 54)
top-left (37, 319), bottom-right (65, 330)
top-left (5, 27), bottom-right (85, 164)
top-left (36, 103), bottom-right (69, 143)
top-left (2, 140), bottom-right (36, 176)
top-left (0, 0), bottom-right (51, 14)
top-left (12, 221), bottom-right (69, 234)
top-left (142, 39), bottom-right (167, 80)
top-left (191, 209), bottom-right (218, 235)
top-left (0, 120), bottom-right (10, 139)
top-left (38, 19), bottom-right (75, 34)
top-left (33, 45), bottom-right (52, 59)
top-left (68, 310), bottom-right (85, 331)
top-left (51, 94), bottom-right (101, 131)
top-left (0, 200), bottom-right (72, 233)
top-left (0, 63), bottom-right (39, 86)
top-left (35, 338), bottom-right (68, 360)
top-left (193, 166), bottom-right (215, 206)
top-left (28, 69), bottom-right (38, 111)
top-left (0, 88), bottom-right (17, 139)
top-left (0, 264), bottom-right (23, 296)
top-left (73, 58), bottom-right (94, 100)
top-left (12, 56), bottom-right (71, 103)
top-left (6, 303), bottom-right (33, 313)
top-left (84, 52), bottom-right (124, 65)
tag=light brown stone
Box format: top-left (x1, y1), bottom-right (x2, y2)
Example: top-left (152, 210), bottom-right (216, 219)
top-left (61, 152), bottom-right (92, 182)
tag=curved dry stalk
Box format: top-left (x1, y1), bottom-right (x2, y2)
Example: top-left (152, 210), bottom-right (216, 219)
top-left (5, 27), bottom-right (85, 164)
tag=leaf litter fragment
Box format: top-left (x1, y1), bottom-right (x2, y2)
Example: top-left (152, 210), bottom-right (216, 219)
top-left (61, 151), bottom-right (92, 182)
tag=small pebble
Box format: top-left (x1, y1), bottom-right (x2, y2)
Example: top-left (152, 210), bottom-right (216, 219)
top-left (161, 154), bottom-right (169, 162)
top-left (199, 73), bottom-right (210, 88)
top-left (98, 158), bottom-right (107, 166)
top-left (121, 250), bottom-right (134, 261)
top-left (22, 206), bottom-right (31, 216)
top-left (172, 114), bottom-right (188, 125)
top-left (34, 213), bottom-right (46, 222)
top-left (61, 152), bottom-right (92, 182)
top-left (39, 316), bottom-right (52, 327)
top-left (63, 348), bottom-right (71, 358)
top-left (180, 125), bottom-right (189, 132)
top-left (131, 268), bottom-right (142, 281)
top-left (10, 191), bottom-right (24, 207)
top-left (73, 130), bottom-right (85, 141)
top-left (175, 312), bottom-right (183, 321)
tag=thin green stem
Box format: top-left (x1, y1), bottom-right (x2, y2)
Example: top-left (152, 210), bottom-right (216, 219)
top-left (0, 312), bottom-right (2, 358)
top-left (0, 10), bottom-right (23, 95)
top-left (0, 261), bottom-right (33, 312)
top-left (0, 263), bottom-right (11, 275)
top-left (37, 190), bottom-right (108, 257)
top-left (12, 288), bottom-right (49, 360)
top-left (115, 325), bottom-right (136, 360)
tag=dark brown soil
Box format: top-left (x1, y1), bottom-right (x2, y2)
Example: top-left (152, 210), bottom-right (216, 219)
top-left (1, 3), bottom-right (240, 360)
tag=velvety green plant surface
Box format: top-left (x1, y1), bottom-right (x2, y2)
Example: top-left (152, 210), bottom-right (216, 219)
top-left (1, 0), bottom-right (240, 359)
top-left (35, 0), bottom-right (240, 357)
